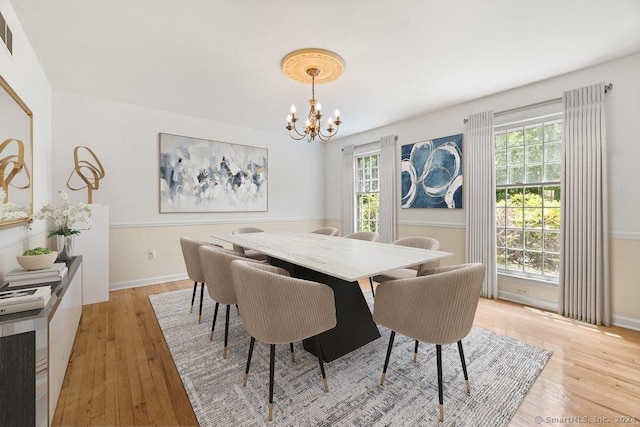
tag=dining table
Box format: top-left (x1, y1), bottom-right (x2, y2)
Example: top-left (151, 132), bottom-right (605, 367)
top-left (214, 231), bottom-right (453, 362)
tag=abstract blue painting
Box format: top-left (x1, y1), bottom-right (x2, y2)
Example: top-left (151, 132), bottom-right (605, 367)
top-left (401, 134), bottom-right (463, 208)
top-left (159, 133), bottom-right (267, 212)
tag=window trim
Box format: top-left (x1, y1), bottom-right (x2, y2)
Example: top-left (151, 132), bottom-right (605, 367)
top-left (354, 151), bottom-right (380, 233)
top-left (495, 113), bottom-right (562, 284)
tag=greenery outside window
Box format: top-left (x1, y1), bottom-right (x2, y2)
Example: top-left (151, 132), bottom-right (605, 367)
top-left (355, 153), bottom-right (379, 232)
top-left (495, 115), bottom-right (562, 281)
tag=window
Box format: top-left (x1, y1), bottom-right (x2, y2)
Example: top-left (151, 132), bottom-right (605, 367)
top-left (355, 153), bottom-right (379, 232)
top-left (495, 116), bottom-right (562, 281)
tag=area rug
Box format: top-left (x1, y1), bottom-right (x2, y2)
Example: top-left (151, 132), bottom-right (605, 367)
top-left (149, 289), bottom-right (551, 426)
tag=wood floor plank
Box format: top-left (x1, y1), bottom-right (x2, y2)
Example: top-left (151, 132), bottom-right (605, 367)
top-left (75, 304), bottom-right (98, 426)
top-left (103, 339), bottom-right (118, 426)
top-left (59, 353), bottom-right (85, 426)
top-left (89, 303), bottom-right (107, 425)
top-left (52, 279), bottom-right (640, 426)
top-left (112, 291), bottom-right (135, 426)
top-left (135, 293), bottom-right (181, 424)
top-left (120, 289), bottom-right (150, 426)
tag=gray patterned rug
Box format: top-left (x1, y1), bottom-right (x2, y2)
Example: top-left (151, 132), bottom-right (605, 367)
top-left (149, 289), bottom-right (551, 426)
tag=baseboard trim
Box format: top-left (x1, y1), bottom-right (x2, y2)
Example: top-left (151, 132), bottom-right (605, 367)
top-left (499, 291), bottom-right (640, 332)
top-left (498, 290), bottom-right (558, 312)
top-left (611, 314), bottom-right (640, 332)
top-left (110, 273), bottom-right (188, 291)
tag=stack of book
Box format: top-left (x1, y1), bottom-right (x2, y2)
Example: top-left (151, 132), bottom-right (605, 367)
top-left (0, 286), bottom-right (52, 315)
top-left (3, 262), bottom-right (68, 287)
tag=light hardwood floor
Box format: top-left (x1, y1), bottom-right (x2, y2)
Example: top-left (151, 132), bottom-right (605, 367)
top-left (53, 280), bottom-right (640, 426)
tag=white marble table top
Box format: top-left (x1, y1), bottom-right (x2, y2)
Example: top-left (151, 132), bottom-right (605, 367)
top-left (214, 231), bottom-right (453, 282)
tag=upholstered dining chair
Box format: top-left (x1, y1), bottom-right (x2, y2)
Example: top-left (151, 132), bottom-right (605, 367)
top-left (373, 263), bottom-right (485, 422)
top-left (179, 237), bottom-right (223, 323)
top-left (230, 259), bottom-right (337, 421)
top-left (343, 231), bottom-right (381, 296)
top-left (198, 245), bottom-right (262, 358)
top-left (343, 231), bottom-right (379, 242)
top-left (311, 227), bottom-right (339, 236)
top-left (231, 226), bottom-right (268, 260)
top-left (370, 236), bottom-right (441, 296)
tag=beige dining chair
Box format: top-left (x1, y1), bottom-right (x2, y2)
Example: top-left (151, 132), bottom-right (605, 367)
top-left (344, 231), bottom-right (380, 296)
top-left (198, 245), bottom-right (262, 358)
top-left (179, 237), bottom-right (223, 323)
top-left (231, 226), bottom-right (268, 260)
top-left (343, 231), bottom-right (379, 242)
top-left (373, 263), bottom-right (486, 422)
top-left (230, 259), bottom-right (337, 421)
top-left (311, 227), bottom-right (339, 236)
top-left (370, 236), bottom-right (441, 296)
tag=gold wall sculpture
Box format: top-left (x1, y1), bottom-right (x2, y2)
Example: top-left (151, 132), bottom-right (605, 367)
top-left (66, 146), bottom-right (106, 204)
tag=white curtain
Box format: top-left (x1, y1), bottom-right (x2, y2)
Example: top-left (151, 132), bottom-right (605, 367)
top-left (465, 111), bottom-right (498, 298)
top-left (559, 83), bottom-right (610, 326)
top-left (378, 135), bottom-right (397, 243)
top-left (341, 145), bottom-right (355, 236)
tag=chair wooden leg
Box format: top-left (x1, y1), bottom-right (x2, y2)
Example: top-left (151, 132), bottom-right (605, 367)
top-left (210, 302), bottom-right (219, 340)
top-left (243, 337), bottom-right (255, 386)
top-left (369, 277), bottom-right (375, 297)
top-left (268, 344), bottom-right (276, 421)
top-left (413, 340), bottom-right (419, 363)
top-left (380, 331), bottom-right (396, 385)
top-left (436, 344), bottom-right (444, 422)
top-left (223, 305), bottom-right (230, 358)
top-left (198, 283), bottom-right (205, 323)
top-left (290, 342), bottom-right (295, 362)
top-left (457, 340), bottom-right (471, 394)
top-left (190, 281), bottom-right (197, 313)
top-left (314, 336), bottom-right (328, 392)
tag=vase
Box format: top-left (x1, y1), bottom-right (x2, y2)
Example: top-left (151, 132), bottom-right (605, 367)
top-left (56, 235), bottom-right (75, 261)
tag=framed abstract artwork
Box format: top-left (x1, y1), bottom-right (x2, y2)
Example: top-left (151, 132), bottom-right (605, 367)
top-left (159, 133), bottom-right (267, 212)
top-left (401, 133), bottom-right (463, 209)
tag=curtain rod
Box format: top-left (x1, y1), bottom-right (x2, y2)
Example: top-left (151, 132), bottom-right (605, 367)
top-left (462, 83), bottom-right (613, 124)
top-left (341, 135), bottom-right (398, 151)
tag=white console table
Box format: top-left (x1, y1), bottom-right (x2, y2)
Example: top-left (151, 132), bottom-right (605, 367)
top-left (0, 256), bottom-right (83, 426)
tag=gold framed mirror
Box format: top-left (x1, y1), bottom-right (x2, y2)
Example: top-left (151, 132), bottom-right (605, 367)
top-left (0, 75), bottom-right (33, 230)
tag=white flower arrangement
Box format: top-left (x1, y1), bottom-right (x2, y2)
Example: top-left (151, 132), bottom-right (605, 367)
top-left (0, 188), bottom-right (31, 221)
top-left (33, 191), bottom-right (93, 237)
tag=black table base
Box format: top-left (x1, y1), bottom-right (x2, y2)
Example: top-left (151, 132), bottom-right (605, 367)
top-left (269, 258), bottom-right (381, 362)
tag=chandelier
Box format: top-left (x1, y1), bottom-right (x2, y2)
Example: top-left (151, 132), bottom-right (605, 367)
top-left (281, 48), bottom-right (345, 142)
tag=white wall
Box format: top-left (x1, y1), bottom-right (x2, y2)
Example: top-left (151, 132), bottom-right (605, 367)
top-left (50, 91), bottom-right (326, 286)
top-left (51, 90), bottom-right (325, 224)
top-left (326, 54), bottom-right (640, 234)
top-left (324, 53), bottom-right (640, 328)
top-left (0, 0), bottom-right (52, 275)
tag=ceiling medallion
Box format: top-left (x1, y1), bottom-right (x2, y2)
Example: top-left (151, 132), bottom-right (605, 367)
top-left (282, 48), bottom-right (345, 142)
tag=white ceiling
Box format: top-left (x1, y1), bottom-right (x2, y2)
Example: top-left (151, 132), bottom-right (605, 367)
top-left (11, 0), bottom-right (640, 140)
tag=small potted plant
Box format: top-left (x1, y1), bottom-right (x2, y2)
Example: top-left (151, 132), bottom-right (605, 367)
top-left (16, 247), bottom-right (59, 270)
top-left (33, 191), bottom-right (92, 260)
